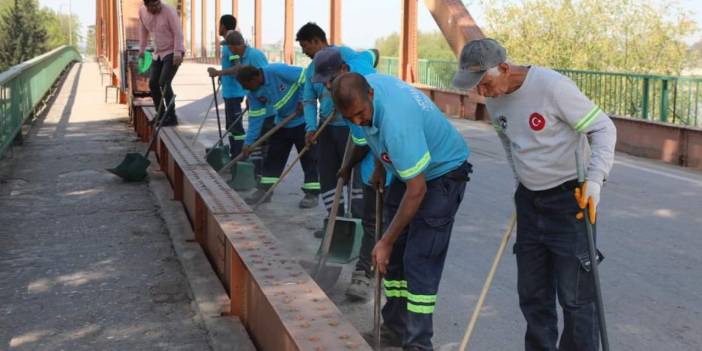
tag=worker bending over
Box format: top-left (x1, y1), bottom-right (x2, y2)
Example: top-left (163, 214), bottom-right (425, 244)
top-left (237, 64), bottom-right (320, 208)
top-left (332, 72), bottom-right (472, 351)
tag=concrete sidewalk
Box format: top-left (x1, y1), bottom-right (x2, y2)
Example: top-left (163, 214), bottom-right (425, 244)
top-left (0, 63), bottom-right (213, 350)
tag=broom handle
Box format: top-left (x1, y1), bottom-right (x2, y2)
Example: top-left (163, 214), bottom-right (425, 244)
top-left (373, 187), bottom-right (384, 351)
top-left (218, 111), bottom-right (300, 174)
top-left (251, 113), bottom-right (335, 209)
top-left (211, 76), bottom-right (223, 139)
top-left (204, 107), bottom-right (249, 158)
top-left (458, 213), bottom-right (516, 351)
top-left (314, 134), bottom-right (354, 278)
top-left (191, 81), bottom-right (221, 146)
top-left (143, 94), bottom-right (176, 159)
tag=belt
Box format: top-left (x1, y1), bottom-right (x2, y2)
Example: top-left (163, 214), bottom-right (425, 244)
top-left (444, 161), bottom-right (473, 182)
top-left (524, 179), bottom-right (579, 196)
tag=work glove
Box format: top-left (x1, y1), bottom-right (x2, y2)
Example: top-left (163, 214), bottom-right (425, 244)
top-left (574, 181), bottom-right (601, 224)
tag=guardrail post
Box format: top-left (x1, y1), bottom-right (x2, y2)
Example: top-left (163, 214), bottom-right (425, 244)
top-left (642, 77), bottom-right (650, 120)
top-left (660, 78), bottom-right (669, 123)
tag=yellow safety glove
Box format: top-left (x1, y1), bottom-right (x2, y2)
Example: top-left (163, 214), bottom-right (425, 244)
top-left (574, 181), bottom-right (600, 224)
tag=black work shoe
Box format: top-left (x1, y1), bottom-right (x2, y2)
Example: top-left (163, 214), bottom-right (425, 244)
top-left (298, 193), bottom-right (319, 208)
top-left (245, 189), bottom-right (271, 205)
top-left (362, 324), bottom-right (403, 349)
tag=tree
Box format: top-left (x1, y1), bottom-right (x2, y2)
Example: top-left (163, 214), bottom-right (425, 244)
top-left (481, 0), bottom-right (697, 75)
top-left (86, 25), bottom-right (96, 56)
top-left (0, 0), bottom-right (48, 71)
top-left (374, 31), bottom-right (455, 60)
top-left (40, 7), bottom-right (81, 49)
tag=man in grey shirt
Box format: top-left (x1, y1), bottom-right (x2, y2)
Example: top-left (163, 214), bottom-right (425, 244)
top-left (453, 38), bottom-right (616, 351)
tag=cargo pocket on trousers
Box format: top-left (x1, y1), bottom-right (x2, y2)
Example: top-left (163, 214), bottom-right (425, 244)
top-left (575, 250), bottom-right (604, 304)
top-left (422, 216), bottom-right (453, 258)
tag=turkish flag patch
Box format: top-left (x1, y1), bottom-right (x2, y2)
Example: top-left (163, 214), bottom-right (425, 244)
top-left (529, 112), bottom-right (546, 131)
top-left (381, 152), bottom-right (392, 164)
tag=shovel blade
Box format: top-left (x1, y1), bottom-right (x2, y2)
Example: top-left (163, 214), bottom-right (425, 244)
top-left (299, 260), bottom-right (343, 291)
top-left (107, 152), bottom-right (151, 182)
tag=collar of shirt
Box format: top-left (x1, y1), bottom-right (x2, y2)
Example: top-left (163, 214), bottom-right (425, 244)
top-left (366, 96), bottom-right (383, 136)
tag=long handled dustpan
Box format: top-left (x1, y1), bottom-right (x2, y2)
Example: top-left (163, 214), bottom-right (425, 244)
top-left (299, 135), bottom-right (355, 290)
top-left (107, 91), bottom-right (175, 181)
top-left (205, 76), bottom-right (231, 170)
top-left (322, 167), bottom-right (363, 264)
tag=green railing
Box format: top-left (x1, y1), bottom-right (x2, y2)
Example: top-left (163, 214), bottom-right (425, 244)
top-left (263, 51), bottom-right (702, 127)
top-left (0, 46), bottom-right (82, 156)
top-left (556, 69), bottom-right (702, 127)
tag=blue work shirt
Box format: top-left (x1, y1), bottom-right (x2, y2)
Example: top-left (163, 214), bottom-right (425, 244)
top-left (303, 46), bottom-right (377, 133)
top-left (245, 63), bottom-right (306, 144)
top-left (358, 74), bottom-right (469, 181)
top-left (221, 44), bottom-right (269, 99)
top-left (349, 122), bottom-right (393, 187)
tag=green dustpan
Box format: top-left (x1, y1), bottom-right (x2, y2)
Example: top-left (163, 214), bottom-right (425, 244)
top-left (315, 216), bottom-right (364, 264)
top-left (228, 161), bottom-right (257, 191)
top-left (206, 144), bottom-right (230, 171)
top-left (106, 152), bottom-right (151, 182)
top-left (137, 51), bottom-right (153, 74)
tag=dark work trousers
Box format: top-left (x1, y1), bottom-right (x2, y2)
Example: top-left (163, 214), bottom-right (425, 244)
top-left (149, 53), bottom-right (179, 125)
top-left (258, 124), bottom-right (320, 195)
top-left (224, 97), bottom-right (245, 158)
top-left (355, 184), bottom-right (380, 276)
top-left (250, 116), bottom-right (275, 176)
top-left (317, 124), bottom-right (364, 217)
top-left (382, 162), bottom-right (470, 351)
top-left (514, 180), bottom-right (600, 351)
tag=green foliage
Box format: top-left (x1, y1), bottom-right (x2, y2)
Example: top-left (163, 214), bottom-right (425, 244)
top-left (86, 25), bottom-right (96, 56)
top-left (39, 7), bottom-right (81, 49)
top-left (374, 31), bottom-right (456, 60)
top-left (0, 0), bottom-right (48, 71)
top-left (481, 0), bottom-right (697, 75)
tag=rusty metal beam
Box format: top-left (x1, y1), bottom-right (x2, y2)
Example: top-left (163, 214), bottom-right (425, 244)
top-left (422, 0), bottom-right (485, 57)
top-left (283, 0), bottom-right (294, 64)
top-left (400, 0), bottom-right (418, 83)
top-left (148, 114), bottom-right (373, 351)
top-left (215, 0), bottom-right (221, 58)
top-left (201, 0), bottom-right (208, 57)
top-left (190, 0), bottom-right (196, 57)
top-left (329, 0), bottom-right (341, 45)
top-left (232, 0), bottom-right (238, 18)
top-left (253, 0), bottom-right (262, 48)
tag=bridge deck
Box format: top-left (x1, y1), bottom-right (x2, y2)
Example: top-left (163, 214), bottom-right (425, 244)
top-left (2, 62), bottom-right (701, 350)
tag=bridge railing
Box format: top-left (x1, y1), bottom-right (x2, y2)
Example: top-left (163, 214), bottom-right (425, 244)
top-left (375, 57), bottom-right (702, 128)
top-left (0, 46), bottom-right (82, 156)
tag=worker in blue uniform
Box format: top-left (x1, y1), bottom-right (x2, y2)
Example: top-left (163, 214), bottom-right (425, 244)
top-left (331, 72), bottom-right (472, 351)
top-left (208, 30), bottom-right (273, 176)
top-left (236, 64), bottom-right (320, 208)
top-left (296, 22), bottom-right (379, 239)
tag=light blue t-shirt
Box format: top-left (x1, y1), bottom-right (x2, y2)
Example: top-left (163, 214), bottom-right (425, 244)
top-left (303, 46), bottom-right (378, 133)
top-left (221, 44), bottom-right (269, 99)
top-left (358, 74), bottom-right (469, 181)
top-left (349, 122), bottom-right (393, 187)
top-left (244, 63), bottom-right (306, 144)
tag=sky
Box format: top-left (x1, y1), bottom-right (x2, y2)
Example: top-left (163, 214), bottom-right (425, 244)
top-left (39, 0), bottom-right (702, 49)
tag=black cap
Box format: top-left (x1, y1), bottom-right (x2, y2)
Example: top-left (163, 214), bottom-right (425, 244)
top-left (312, 47), bottom-right (344, 84)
